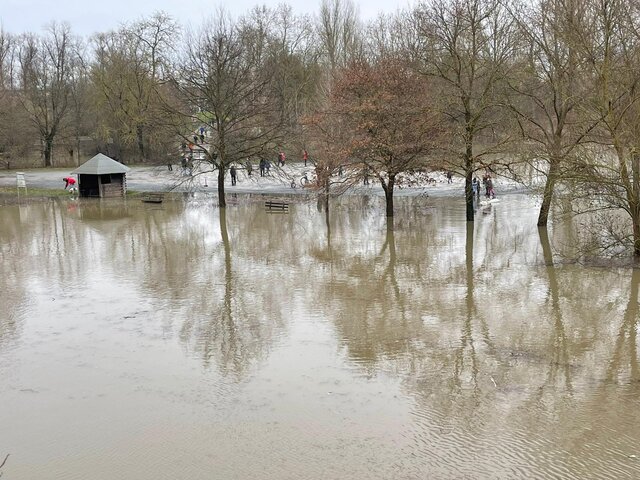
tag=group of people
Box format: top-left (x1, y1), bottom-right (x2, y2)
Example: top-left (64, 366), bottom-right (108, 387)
top-left (482, 174), bottom-right (496, 199)
top-left (256, 149), bottom-right (308, 177)
top-left (472, 174), bottom-right (496, 200)
top-left (193, 127), bottom-right (206, 145)
top-left (167, 146), bottom-right (313, 183)
top-left (259, 158), bottom-right (271, 176)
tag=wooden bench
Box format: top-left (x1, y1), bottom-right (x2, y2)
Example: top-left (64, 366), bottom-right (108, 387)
top-left (265, 200), bottom-right (289, 212)
top-left (142, 193), bottom-right (164, 204)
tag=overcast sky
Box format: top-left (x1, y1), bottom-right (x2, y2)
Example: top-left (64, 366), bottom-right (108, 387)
top-left (1, 0), bottom-right (414, 37)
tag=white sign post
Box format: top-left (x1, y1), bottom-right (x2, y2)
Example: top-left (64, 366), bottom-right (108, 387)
top-left (16, 172), bottom-right (27, 196)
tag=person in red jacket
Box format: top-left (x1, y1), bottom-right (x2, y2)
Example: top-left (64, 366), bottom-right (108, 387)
top-left (63, 176), bottom-right (77, 192)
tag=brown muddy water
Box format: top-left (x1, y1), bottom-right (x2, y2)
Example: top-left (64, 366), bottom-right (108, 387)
top-left (1, 194), bottom-right (639, 479)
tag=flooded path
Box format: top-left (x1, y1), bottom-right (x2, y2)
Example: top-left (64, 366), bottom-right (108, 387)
top-left (1, 194), bottom-right (639, 479)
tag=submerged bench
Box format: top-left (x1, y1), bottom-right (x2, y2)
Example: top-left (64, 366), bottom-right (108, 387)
top-left (265, 200), bottom-right (289, 212)
top-left (142, 193), bottom-right (164, 203)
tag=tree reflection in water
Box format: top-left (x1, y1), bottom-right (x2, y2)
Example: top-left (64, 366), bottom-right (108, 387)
top-left (177, 205), bottom-right (286, 377)
top-left (606, 268), bottom-right (640, 385)
top-left (2, 195), bottom-right (640, 478)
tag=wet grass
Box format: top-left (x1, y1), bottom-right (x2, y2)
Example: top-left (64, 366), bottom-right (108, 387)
top-left (0, 186), bottom-right (70, 197)
top-left (0, 186), bottom-right (142, 205)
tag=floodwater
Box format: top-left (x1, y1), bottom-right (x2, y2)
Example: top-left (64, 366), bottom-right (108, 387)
top-left (1, 194), bottom-right (639, 479)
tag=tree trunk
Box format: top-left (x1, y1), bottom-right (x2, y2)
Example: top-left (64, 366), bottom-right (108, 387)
top-left (43, 136), bottom-right (54, 167)
top-left (537, 156), bottom-right (559, 227)
top-left (218, 165), bottom-right (226, 208)
top-left (384, 174), bottom-right (395, 218)
top-left (136, 124), bottom-right (145, 160)
top-left (74, 136), bottom-right (80, 166)
top-left (632, 153), bottom-right (640, 257)
top-left (464, 129), bottom-right (474, 222)
top-left (323, 180), bottom-right (330, 212)
top-left (465, 167), bottom-right (474, 222)
top-left (325, 200), bottom-right (331, 253)
top-left (538, 226), bottom-right (554, 266)
top-left (632, 204), bottom-right (640, 257)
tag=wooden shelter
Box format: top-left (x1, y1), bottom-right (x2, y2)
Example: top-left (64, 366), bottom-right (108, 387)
top-left (71, 154), bottom-right (130, 198)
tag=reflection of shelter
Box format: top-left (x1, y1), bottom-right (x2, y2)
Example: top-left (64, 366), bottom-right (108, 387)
top-left (78, 200), bottom-right (131, 223)
top-left (71, 154), bottom-right (130, 198)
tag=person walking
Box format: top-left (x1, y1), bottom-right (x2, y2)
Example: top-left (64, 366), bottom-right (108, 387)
top-left (259, 159), bottom-right (266, 177)
top-left (187, 155), bottom-right (194, 176)
top-left (266, 160), bottom-right (271, 175)
top-left (303, 149), bottom-right (308, 167)
top-left (278, 150), bottom-right (285, 166)
top-left (447, 171), bottom-right (453, 183)
top-left (472, 177), bottom-right (479, 200)
top-left (230, 165), bottom-right (237, 186)
top-left (246, 159), bottom-right (253, 177)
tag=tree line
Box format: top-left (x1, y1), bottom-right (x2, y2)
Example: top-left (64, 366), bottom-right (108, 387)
top-left (2, 0), bottom-right (640, 255)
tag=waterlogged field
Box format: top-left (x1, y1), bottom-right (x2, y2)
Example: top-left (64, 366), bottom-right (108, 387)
top-left (1, 194), bottom-right (639, 479)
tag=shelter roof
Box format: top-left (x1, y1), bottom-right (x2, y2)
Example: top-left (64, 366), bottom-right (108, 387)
top-left (71, 154), bottom-right (130, 175)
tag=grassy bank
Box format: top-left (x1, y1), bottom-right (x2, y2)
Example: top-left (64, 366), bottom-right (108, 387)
top-left (0, 186), bottom-right (72, 196)
top-left (0, 186), bottom-right (142, 205)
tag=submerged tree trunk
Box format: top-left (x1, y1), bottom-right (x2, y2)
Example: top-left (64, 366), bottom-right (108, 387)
top-left (538, 226), bottom-right (554, 267)
top-left (218, 164), bottom-right (227, 208)
top-left (537, 156), bottom-right (559, 227)
top-left (632, 152), bottom-right (640, 257)
top-left (323, 180), bottom-right (330, 212)
top-left (383, 174), bottom-right (395, 218)
top-left (464, 128), bottom-right (474, 222)
top-left (325, 200), bottom-right (331, 253)
top-left (465, 168), bottom-right (474, 222)
top-left (631, 203), bottom-right (640, 257)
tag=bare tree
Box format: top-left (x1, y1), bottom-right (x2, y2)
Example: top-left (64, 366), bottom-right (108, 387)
top-left (412, 0), bottom-right (520, 221)
top-left (172, 11), bottom-right (283, 207)
top-left (571, 0), bottom-right (640, 255)
top-left (0, 453), bottom-right (8, 477)
top-left (506, 0), bottom-right (596, 227)
top-left (0, 29), bottom-right (22, 168)
top-left (91, 12), bottom-right (179, 162)
top-left (16, 23), bottom-right (81, 167)
top-left (317, 0), bottom-right (363, 70)
top-left (0, 29), bottom-right (12, 95)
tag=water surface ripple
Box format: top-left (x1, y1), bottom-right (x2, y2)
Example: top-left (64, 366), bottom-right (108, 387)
top-left (1, 194), bottom-right (639, 479)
